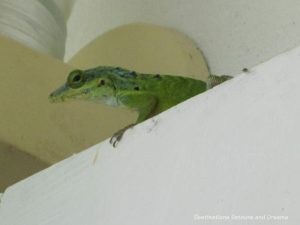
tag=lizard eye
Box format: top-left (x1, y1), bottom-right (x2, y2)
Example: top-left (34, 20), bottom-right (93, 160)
top-left (98, 79), bottom-right (105, 87)
top-left (67, 70), bottom-right (85, 88)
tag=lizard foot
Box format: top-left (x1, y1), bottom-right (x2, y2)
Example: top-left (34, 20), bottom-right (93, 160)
top-left (109, 123), bottom-right (135, 147)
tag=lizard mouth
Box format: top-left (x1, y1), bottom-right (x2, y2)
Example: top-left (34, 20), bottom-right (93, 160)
top-left (49, 84), bottom-right (84, 103)
top-left (49, 91), bottom-right (87, 103)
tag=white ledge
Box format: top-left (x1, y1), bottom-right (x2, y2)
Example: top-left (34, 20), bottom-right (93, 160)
top-left (1, 46), bottom-right (300, 224)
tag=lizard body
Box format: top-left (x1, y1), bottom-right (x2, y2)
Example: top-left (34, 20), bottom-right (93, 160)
top-left (49, 66), bottom-right (231, 146)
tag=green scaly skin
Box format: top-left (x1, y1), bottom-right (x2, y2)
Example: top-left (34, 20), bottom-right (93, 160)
top-left (49, 66), bottom-right (232, 147)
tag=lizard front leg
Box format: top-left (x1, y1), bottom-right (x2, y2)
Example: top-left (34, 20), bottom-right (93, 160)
top-left (110, 92), bottom-right (158, 147)
top-left (109, 123), bottom-right (136, 147)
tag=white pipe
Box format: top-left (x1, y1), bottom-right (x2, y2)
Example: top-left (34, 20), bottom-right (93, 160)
top-left (0, 0), bottom-right (66, 59)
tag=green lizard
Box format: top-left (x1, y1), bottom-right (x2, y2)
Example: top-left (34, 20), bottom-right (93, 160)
top-left (49, 66), bottom-right (231, 147)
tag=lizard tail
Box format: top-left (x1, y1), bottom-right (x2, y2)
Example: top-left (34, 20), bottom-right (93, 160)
top-left (206, 74), bottom-right (232, 90)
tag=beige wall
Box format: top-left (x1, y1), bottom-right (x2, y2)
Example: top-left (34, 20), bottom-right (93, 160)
top-left (0, 36), bottom-right (129, 191)
top-left (0, 23), bottom-right (207, 191)
top-left (0, 141), bottom-right (48, 192)
top-left (68, 23), bottom-right (209, 81)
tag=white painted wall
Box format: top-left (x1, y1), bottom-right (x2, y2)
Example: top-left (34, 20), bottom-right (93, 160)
top-left (1, 44), bottom-right (299, 225)
top-left (66, 0), bottom-right (300, 75)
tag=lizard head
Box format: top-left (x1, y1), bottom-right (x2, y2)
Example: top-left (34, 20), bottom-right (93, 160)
top-left (49, 68), bottom-right (117, 105)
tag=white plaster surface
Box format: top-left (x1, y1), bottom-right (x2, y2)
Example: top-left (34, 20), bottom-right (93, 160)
top-left (65, 0), bottom-right (300, 75)
top-left (0, 41), bottom-right (299, 225)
